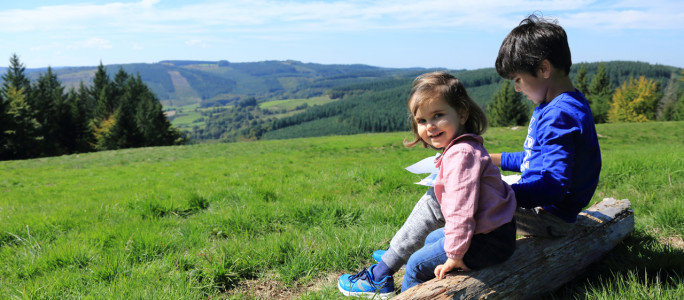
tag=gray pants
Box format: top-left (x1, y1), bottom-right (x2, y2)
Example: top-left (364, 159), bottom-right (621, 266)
top-left (381, 188), bottom-right (445, 271)
top-left (515, 207), bottom-right (574, 238)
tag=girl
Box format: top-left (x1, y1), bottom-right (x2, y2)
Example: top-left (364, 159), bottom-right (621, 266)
top-left (338, 72), bottom-right (517, 298)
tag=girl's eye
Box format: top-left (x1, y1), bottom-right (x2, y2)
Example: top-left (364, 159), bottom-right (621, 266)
top-left (434, 113), bottom-right (443, 119)
top-left (416, 119), bottom-right (426, 124)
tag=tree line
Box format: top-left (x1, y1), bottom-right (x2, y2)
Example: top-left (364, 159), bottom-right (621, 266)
top-left (190, 61), bottom-right (681, 143)
top-left (0, 54), bottom-right (184, 161)
top-left (486, 62), bottom-right (684, 127)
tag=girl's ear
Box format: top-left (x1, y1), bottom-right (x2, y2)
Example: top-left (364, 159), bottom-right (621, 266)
top-left (459, 109), bottom-right (469, 125)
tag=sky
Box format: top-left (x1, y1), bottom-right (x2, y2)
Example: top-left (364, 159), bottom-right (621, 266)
top-left (1, 0), bottom-right (683, 70)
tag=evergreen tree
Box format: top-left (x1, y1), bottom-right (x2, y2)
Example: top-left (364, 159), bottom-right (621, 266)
top-left (1, 54), bottom-right (35, 159)
top-left (608, 76), bottom-right (662, 123)
top-left (657, 70), bottom-right (683, 121)
top-left (487, 80), bottom-right (528, 127)
top-left (64, 88), bottom-right (95, 153)
top-left (2, 86), bottom-right (41, 159)
top-left (91, 62), bottom-right (116, 121)
top-left (1, 54), bottom-right (32, 98)
top-left (574, 64), bottom-right (589, 96)
top-left (108, 75), bottom-right (144, 149)
top-left (31, 67), bottom-right (66, 156)
top-left (78, 81), bottom-right (97, 118)
top-left (133, 75), bottom-right (181, 146)
top-left (111, 68), bottom-right (128, 110)
top-left (588, 63), bottom-right (613, 123)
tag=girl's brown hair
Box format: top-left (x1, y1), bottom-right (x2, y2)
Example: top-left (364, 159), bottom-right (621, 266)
top-left (404, 71), bottom-right (487, 148)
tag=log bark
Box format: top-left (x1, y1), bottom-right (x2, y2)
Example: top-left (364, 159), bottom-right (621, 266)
top-left (394, 198), bottom-right (634, 300)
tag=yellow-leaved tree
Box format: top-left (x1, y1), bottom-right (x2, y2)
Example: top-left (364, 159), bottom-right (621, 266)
top-left (608, 76), bottom-right (662, 123)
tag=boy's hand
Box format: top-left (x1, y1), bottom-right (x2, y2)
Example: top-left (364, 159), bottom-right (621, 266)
top-left (491, 153), bottom-right (502, 167)
top-left (434, 258), bottom-right (471, 279)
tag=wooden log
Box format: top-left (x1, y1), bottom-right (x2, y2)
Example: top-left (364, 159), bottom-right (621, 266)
top-left (394, 198), bottom-right (634, 300)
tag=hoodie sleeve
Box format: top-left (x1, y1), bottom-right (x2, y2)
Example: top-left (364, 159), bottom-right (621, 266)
top-left (437, 145), bottom-right (481, 259)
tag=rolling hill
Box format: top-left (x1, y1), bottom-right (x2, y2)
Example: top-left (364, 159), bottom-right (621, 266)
top-left (6, 60), bottom-right (682, 143)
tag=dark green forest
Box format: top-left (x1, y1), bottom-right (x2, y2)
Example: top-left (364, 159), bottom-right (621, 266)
top-left (0, 55), bottom-right (183, 161)
top-left (2, 58), bottom-right (682, 150)
top-left (194, 61), bottom-right (683, 142)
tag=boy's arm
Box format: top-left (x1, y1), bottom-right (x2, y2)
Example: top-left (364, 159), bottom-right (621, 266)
top-left (491, 153), bottom-right (502, 167)
top-left (513, 109), bottom-right (577, 208)
top-left (495, 151), bottom-right (525, 172)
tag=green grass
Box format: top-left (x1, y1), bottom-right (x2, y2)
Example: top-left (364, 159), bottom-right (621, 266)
top-left (1, 121), bottom-right (682, 299)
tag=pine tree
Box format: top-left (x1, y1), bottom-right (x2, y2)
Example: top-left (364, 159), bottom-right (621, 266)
top-left (2, 86), bottom-right (41, 159)
top-left (608, 76), bottom-right (662, 123)
top-left (487, 80), bottom-right (528, 127)
top-left (31, 67), bottom-right (66, 156)
top-left (108, 75), bottom-right (144, 148)
top-left (588, 63), bottom-right (613, 123)
top-left (134, 74), bottom-right (181, 146)
top-left (63, 88), bottom-right (95, 153)
top-left (574, 64), bottom-right (589, 96)
top-left (1, 54), bottom-right (35, 159)
top-left (1, 54), bottom-right (32, 99)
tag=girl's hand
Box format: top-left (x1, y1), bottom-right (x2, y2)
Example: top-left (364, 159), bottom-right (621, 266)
top-left (434, 258), bottom-right (471, 279)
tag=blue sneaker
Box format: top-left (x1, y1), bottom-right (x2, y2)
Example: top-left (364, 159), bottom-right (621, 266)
top-left (338, 264), bottom-right (394, 299)
top-left (372, 250), bottom-right (385, 263)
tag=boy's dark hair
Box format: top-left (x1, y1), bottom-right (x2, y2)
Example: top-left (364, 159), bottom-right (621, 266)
top-left (404, 71), bottom-right (487, 149)
top-left (495, 13), bottom-right (572, 79)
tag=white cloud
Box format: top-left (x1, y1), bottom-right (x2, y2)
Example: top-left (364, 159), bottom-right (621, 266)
top-left (184, 39), bottom-right (209, 48)
top-left (73, 38), bottom-right (113, 49)
top-left (1, 0), bottom-right (682, 36)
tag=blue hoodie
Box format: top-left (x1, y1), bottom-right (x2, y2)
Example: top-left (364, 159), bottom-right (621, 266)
top-left (500, 91), bottom-right (601, 222)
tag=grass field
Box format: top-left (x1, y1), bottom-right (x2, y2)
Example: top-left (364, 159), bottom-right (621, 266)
top-left (1, 121), bottom-right (682, 299)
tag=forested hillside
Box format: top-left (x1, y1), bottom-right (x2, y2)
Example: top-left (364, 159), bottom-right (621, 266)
top-left (5, 60), bottom-right (682, 144)
top-left (13, 60), bottom-right (427, 107)
top-left (0, 56), bottom-right (183, 161)
top-left (260, 61), bottom-right (683, 142)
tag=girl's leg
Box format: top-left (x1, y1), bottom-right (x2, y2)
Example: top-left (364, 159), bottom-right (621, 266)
top-left (381, 188), bottom-right (445, 272)
top-left (401, 232), bottom-right (447, 292)
top-left (401, 220), bottom-right (516, 293)
top-left (424, 227), bottom-right (445, 245)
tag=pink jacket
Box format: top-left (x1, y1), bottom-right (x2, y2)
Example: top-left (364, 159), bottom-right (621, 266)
top-left (433, 134), bottom-right (517, 259)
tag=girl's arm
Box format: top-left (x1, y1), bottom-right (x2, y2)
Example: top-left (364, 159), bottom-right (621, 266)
top-left (438, 146), bottom-right (481, 260)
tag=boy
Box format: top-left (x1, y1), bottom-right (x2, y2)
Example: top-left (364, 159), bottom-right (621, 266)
top-left (491, 14), bottom-right (602, 237)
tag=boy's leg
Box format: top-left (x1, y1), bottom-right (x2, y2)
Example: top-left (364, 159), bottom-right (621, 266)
top-left (382, 188), bottom-right (445, 272)
top-left (515, 207), bottom-right (574, 238)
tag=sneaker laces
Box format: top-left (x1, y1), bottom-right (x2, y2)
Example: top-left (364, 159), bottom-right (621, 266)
top-left (348, 267), bottom-right (372, 283)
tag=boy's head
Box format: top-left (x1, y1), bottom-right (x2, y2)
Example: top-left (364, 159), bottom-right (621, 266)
top-left (495, 14), bottom-right (572, 80)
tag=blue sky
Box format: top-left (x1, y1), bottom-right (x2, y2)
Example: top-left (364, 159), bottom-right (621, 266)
top-left (1, 0), bottom-right (683, 70)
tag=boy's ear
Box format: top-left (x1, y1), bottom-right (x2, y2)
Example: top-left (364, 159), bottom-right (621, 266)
top-left (538, 60), bottom-right (552, 79)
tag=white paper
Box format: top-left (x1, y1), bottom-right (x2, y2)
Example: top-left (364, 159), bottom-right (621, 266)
top-left (405, 153), bottom-right (440, 174)
top-left (406, 154), bottom-right (522, 187)
top-left (502, 174), bottom-right (521, 185)
top-left (406, 154), bottom-right (440, 186)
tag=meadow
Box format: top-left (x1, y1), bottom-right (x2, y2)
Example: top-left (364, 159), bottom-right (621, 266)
top-left (1, 121), bottom-right (682, 299)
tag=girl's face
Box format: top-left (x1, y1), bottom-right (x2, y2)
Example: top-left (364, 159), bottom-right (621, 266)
top-left (413, 96), bottom-right (467, 149)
